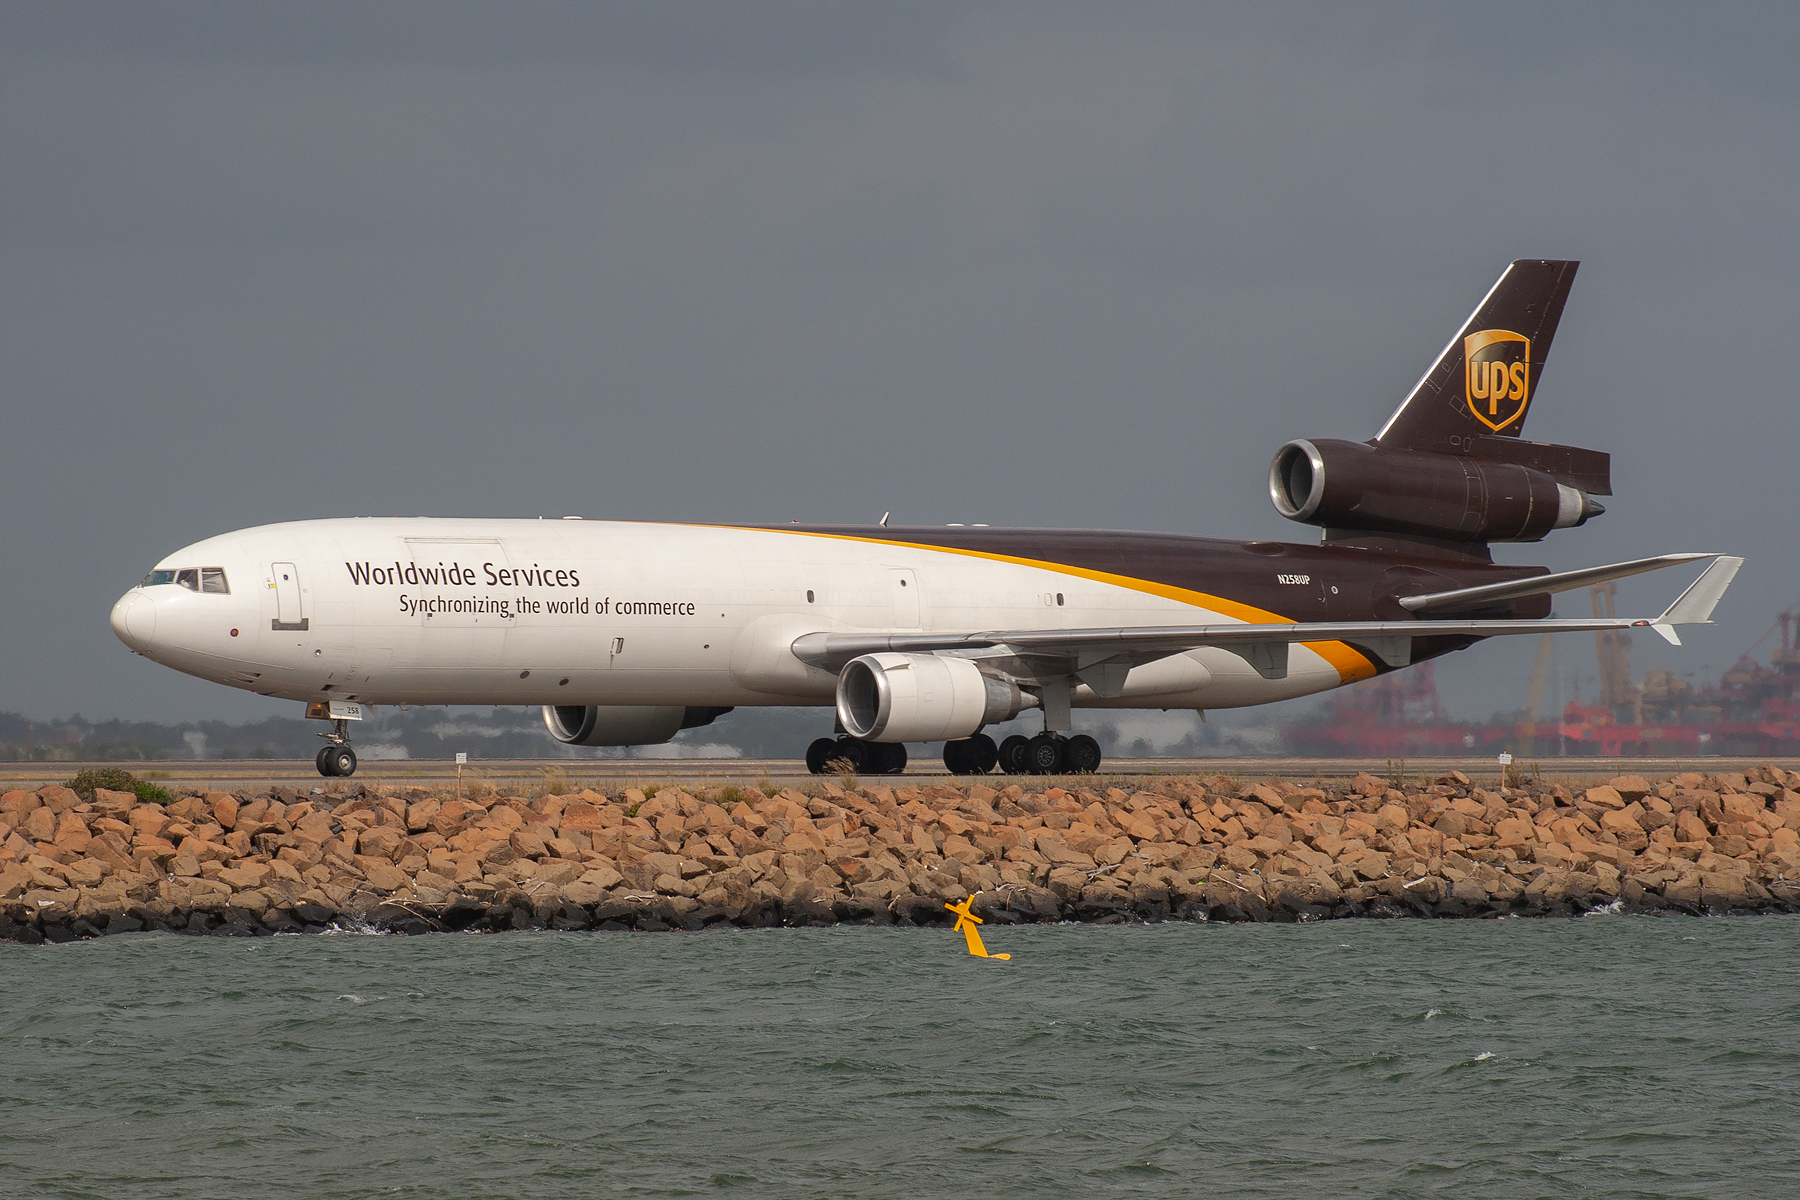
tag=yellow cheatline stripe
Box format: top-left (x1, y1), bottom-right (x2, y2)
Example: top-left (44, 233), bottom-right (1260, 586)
top-left (720, 525), bottom-right (1378, 685)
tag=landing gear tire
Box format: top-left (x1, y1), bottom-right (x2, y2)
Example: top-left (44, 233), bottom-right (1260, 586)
top-left (1024, 733), bottom-right (1065, 775)
top-left (323, 745), bottom-right (357, 778)
top-left (805, 737), bottom-right (839, 775)
top-left (1063, 734), bottom-right (1102, 774)
top-left (828, 735), bottom-right (866, 774)
top-left (865, 741), bottom-right (907, 775)
top-left (942, 739), bottom-right (971, 775)
top-left (943, 733), bottom-right (999, 775)
top-left (998, 734), bottom-right (1031, 775)
top-left (316, 746), bottom-right (338, 777)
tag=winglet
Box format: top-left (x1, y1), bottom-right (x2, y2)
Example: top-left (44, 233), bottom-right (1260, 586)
top-left (1651, 556), bottom-right (1744, 646)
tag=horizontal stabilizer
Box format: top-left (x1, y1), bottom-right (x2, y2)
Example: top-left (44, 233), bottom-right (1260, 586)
top-left (1466, 435), bottom-right (1612, 495)
top-left (1399, 553), bottom-right (1716, 613)
top-left (1651, 556), bottom-right (1744, 645)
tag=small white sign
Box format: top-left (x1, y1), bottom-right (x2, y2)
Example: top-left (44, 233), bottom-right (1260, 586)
top-left (455, 752), bottom-right (468, 765)
top-left (1498, 752), bottom-right (1514, 766)
top-left (326, 701), bottom-right (364, 721)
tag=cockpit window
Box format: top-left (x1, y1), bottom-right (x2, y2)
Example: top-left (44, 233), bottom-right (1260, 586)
top-left (143, 566), bottom-right (229, 592)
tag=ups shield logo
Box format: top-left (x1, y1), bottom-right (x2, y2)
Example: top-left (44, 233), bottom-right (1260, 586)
top-left (1464, 329), bottom-right (1531, 431)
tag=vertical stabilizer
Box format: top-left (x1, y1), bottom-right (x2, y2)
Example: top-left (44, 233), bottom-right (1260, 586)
top-left (1376, 259), bottom-right (1578, 454)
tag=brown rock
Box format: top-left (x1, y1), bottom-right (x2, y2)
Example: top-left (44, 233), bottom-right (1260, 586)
top-left (61, 859), bottom-right (107, 887)
top-left (536, 859), bottom-right (584, 886)
top-left (1608, 775), bottom-right (1653, 802)
top-left (1449, 878), bottom-right (1489, 904)
top-left (476, 805), bottom-right (523, 833)
top-left (23, 807), bottom-right (57, 842)
top-left (1676, 811), bottom-right (1710, 843)
top-left (1584, 786), bottom-right (1626, 810)
top-left (356, 857), bottom-right (409, 891)
top-left (1220, 845), bottom-right (1259, 873)
top-left (1345, 851), bottom-right (1391, 880)
top-left (405, 799), bottom-right (440, 832)
top-left (357, 826), bottom-right (405, 859)
top-left (1574, 838), bottom-right (1630, 866)
top-left (1600, 808), bottom-right (1643, 834)
top-left (1722, 793), bottom-right (1766, 821)
top-left (426, 800), bottom-right (484, 836)
top-left (37, 785), bottom-right (80, 813)
top-left (1663, 875), bottom-right (1701, 904)
top-left (562, 880), bottom-right (605, 906)
top-left (53, 812), bottom-right (92, 853)
top-left (91, 788), bottom-right (138, 816)
top-left (129, 805), bottom-right (172, 839)
top-left (292, 811), bottom-right (335, 843)
top-left (208, 792), bottom-right (240, 830)
top-left (1246, 783), bottom-right (1287, 811)
top-left (217, 863), bottom-right (272, 890)
top-left (0, 790), bottom-right (39, 815)
top-left (1493, 817), bottom-right (1534, 848)
top-left (559, 801), bottom-right (618, 833)
top-left (579, 864), bottom-right (624, 890)
top-left (1433, 810), bottom-right (1468, 839)
top-left (510, 829), bottom-right (549, 859)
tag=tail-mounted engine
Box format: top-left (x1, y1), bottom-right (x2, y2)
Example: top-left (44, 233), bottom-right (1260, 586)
top-left (1269, 438), bottom-right (1605, 544)
top-left (1272, 259), bottom-right (1615, 548)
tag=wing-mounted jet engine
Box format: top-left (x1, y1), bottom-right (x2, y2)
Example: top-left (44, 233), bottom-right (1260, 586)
top-left (543, 704), bottom-right (733, 747)
top-left (1271, 259), bottom-right (1610, 552)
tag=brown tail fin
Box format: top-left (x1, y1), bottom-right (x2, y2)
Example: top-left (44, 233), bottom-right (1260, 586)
top-left (1376, 259), bottom-right (1578, 453)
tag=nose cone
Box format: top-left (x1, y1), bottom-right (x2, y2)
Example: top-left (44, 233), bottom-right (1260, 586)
top-left (112, 590), bottom-right (156, 651)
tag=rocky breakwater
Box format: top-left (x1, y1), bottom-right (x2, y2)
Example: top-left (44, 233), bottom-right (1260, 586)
top-left (4, 765), bottom-right (1800, 942)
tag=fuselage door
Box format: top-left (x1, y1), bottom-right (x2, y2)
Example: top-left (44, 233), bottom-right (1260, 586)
top-left (271, 562), bottom-right (307, 631)
top-left (889, 568), bottom-right (920, 628)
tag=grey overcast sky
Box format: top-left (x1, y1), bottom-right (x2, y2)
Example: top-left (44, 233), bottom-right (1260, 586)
top-left (2, 1), bottom-right (1796, 727)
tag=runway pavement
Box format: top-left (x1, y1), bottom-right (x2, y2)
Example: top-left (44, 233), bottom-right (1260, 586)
top-left (5, 755), bottom-right (1794, 794)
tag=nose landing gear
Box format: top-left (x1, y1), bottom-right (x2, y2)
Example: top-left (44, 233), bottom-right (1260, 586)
top-left (316, 719), bottom-right (358, 777)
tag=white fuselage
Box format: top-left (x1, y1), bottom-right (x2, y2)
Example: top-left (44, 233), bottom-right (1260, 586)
top-left (110, 518), bottom-right (1357, 714)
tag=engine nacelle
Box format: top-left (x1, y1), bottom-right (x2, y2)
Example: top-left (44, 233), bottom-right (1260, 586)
top-left (836, 653), bottom-right (1031, 743)
top-left (542, 704), bottom-right (732, 747)
top-left (1269, 438), bottom-right (1603, 543)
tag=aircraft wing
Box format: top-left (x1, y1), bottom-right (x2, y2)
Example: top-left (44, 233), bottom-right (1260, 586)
top-left (791, 555), bottom-right (1743, 688)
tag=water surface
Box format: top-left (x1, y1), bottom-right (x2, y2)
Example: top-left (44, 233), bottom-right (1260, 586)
top-left (3, 916), bottom-right (1798, 1198)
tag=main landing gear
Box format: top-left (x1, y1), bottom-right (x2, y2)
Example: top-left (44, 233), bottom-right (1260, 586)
top-left (942, 733), bottom-right (999, 775)
top-left (942, 729), bottom-right (1103, 775)
top-left (806, 736), bottom-right (907, 776)
top-left (802, 728), bottom-right (1103, 778)
top-left (316, 719), bottom-right (358, 778)
top-left (994, 732), bottom-right (1103, 776)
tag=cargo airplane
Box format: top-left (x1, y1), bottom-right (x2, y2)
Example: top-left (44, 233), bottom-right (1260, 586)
top-left (111, 260), bottom-right (1741, 778)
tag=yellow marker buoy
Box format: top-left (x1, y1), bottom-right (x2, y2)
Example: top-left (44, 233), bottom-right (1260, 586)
top-left (944, 896), bottom-right (1011, 960)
